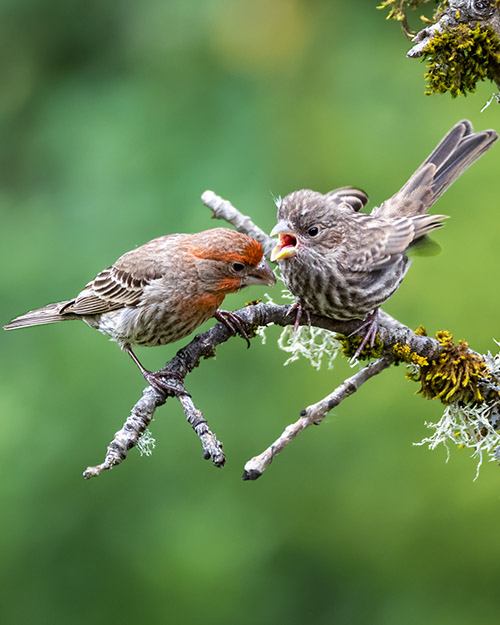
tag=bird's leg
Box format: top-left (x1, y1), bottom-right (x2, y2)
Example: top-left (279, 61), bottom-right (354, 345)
top-left (123, 343), bottom-right (185, 397)
top-left (288, 300), bottom-right (312, 333)
top-left (214, 309), bottom-right (251, 348)
top-left (350, 309), bottom-right (379, 359)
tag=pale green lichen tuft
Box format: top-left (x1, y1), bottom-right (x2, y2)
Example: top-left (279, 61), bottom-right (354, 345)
top-left (278, 324), bottom-right (343, 370)
top-left (416, 399), bottom-right (500, 480)
top-left (256, 290), bottom-right (343, 370)
top-left (414, 338), bottom-right (500, 477)
top-left (137, 428), bottom-right (156, 457)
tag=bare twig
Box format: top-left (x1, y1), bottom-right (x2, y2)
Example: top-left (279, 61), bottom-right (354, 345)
top-left (202, 190), bottom-right (275, 258)
top-left (83, 386), bottom-right (163, 479)
top-left (177, 392), bottom-right (225, 467)
top-left (83, 354), bottom-right (230, 479)
top-left (242, 356), bottom-right (394, 480)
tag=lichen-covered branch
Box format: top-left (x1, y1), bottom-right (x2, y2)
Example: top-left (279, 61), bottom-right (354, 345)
top-left (84, 374), bottom-right (225, 479)
top-left (379, 0), bottom-right (500, 96)
top-left (82, 191), bottom-right (500, 481)
top-left (83, 386), bottom-right (163, 479)
top-left (177, 392), bottom-right (226, 467)
top-left (242, 355), bottom-right (394, 480)
top-left (82, 297), bottom-right (497, 480)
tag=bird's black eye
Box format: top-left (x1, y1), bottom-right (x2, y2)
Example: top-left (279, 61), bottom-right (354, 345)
top-left (232, 262), bottom-right (245, 272)
top-left (308, 226), bottom-right (319, 237)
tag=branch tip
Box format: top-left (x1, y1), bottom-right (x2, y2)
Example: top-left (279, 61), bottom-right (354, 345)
top-left (242, 469), bottom-right (262, 481)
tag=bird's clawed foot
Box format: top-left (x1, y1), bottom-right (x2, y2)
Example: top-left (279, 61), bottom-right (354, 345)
top-left (214, 309), bottom-right (251, 348)
top-left (350, 309), bottom-right (379, 359)
top-left (124, 343), bottom-right (185, 398)
top-left (142, 370), bottom-right (185, 398)
top-left (288, 300), bottom-right (312, 333)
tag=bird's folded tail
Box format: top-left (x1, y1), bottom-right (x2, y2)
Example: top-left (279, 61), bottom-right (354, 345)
top-left (374, 120), bottom-right (498, 218)
top-left (406, 213), bottom-right (449, 258)
top-left (3, 301), bottom-right (78, 330)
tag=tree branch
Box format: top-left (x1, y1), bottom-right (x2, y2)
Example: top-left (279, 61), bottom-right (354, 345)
top-left (82, 191), bottom-right (493, 481)
top-left (404, 0), bottom-right (500, 95)
top-left (407, 0), bottom-right (500, 59)
top-left (82, 299), bottom-right (444, 480)
top-left (242, 355), bottom-right (394, 480)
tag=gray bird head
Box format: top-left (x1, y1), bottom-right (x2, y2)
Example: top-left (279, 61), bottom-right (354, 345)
top-left (270, 187), bottom-right (368, 261)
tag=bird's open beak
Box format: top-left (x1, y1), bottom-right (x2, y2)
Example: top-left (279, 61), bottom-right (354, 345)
top-left (246, 258), bottom-right (276, 287)
top-left (270, 221), bottom-right (298, 262)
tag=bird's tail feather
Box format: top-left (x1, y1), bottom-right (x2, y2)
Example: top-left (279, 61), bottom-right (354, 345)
top-left (4, 302), bottom-right (78, 330)
top-left (411, 213), bottom-right (449, 239)
top-left (375, 120), bottom-right (498, 217)
top-left (430, 123), bottom-right (497, 202)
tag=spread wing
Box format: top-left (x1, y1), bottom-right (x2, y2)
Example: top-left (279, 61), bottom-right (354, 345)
top-left (60, 235), bottom-right (177, 316)
top-left (345, 214), bottom-right (447, 272)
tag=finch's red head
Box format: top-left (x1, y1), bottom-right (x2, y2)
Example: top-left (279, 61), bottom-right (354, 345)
top-left (189, 228), bottom-right (276, 295)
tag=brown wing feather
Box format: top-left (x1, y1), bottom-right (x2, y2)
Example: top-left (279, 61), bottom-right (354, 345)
top-left (61, 235), bottom-right (177, 316)
top-left (346, 214), bottom-right (447, 271)
top-left (345, 217), bottom-right (413, 271)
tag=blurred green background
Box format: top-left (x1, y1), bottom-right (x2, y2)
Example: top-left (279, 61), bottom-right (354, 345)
top-left (1, 1), bottom-right (500, 624)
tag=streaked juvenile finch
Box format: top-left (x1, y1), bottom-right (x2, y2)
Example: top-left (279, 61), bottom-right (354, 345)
top-left (270, 120), bottom-right (497, 354)
top-left (4, 228), bottom-right (276, 392)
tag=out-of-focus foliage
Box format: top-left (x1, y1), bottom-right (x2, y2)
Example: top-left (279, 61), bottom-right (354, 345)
top-left (1, 2), bottom-right (500, 625)
top-left (378, 0), bottom-right (445, 34)
top-left (378, 0), bottom-right (437, 26)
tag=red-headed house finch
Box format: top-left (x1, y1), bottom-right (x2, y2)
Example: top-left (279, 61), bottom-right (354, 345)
top-left (4, 228), bottom-right (276, 392)
top-left (270, 119), bottom-right (497, 355)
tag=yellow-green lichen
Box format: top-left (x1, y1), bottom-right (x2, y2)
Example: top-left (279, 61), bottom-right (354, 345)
top-left (422, 23), bottom-right (500, 97)
top-left (377, 0), bottom-right (434, 22)
top-left (393, 325), bottom-right (429, 365)
top-left (393, 342), bottom-right (429, 367)
top-left (340, 333), bottom-right (384, 360)
top-left (378, 0), bottom-right (447, 36)
top-left (407, 330), bottom-right (490, 404)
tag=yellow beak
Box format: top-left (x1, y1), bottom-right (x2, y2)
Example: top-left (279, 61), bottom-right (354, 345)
top-left (270, 221), bottom-right (298, 262)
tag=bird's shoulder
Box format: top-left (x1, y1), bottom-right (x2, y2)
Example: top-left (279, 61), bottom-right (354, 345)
top-left (62, 234), bottom-right (187, 316)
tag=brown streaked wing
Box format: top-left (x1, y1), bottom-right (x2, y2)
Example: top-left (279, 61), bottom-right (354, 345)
top-left (63, 236), bottom-right (174, 315)
top-left (346, 217), bottom-right (416, 271)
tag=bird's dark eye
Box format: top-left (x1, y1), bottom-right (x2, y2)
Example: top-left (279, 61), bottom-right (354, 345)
top-left (308, 226), bottom-right (319, 237)
top-left (232, 262), bottom-right (245, 272)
